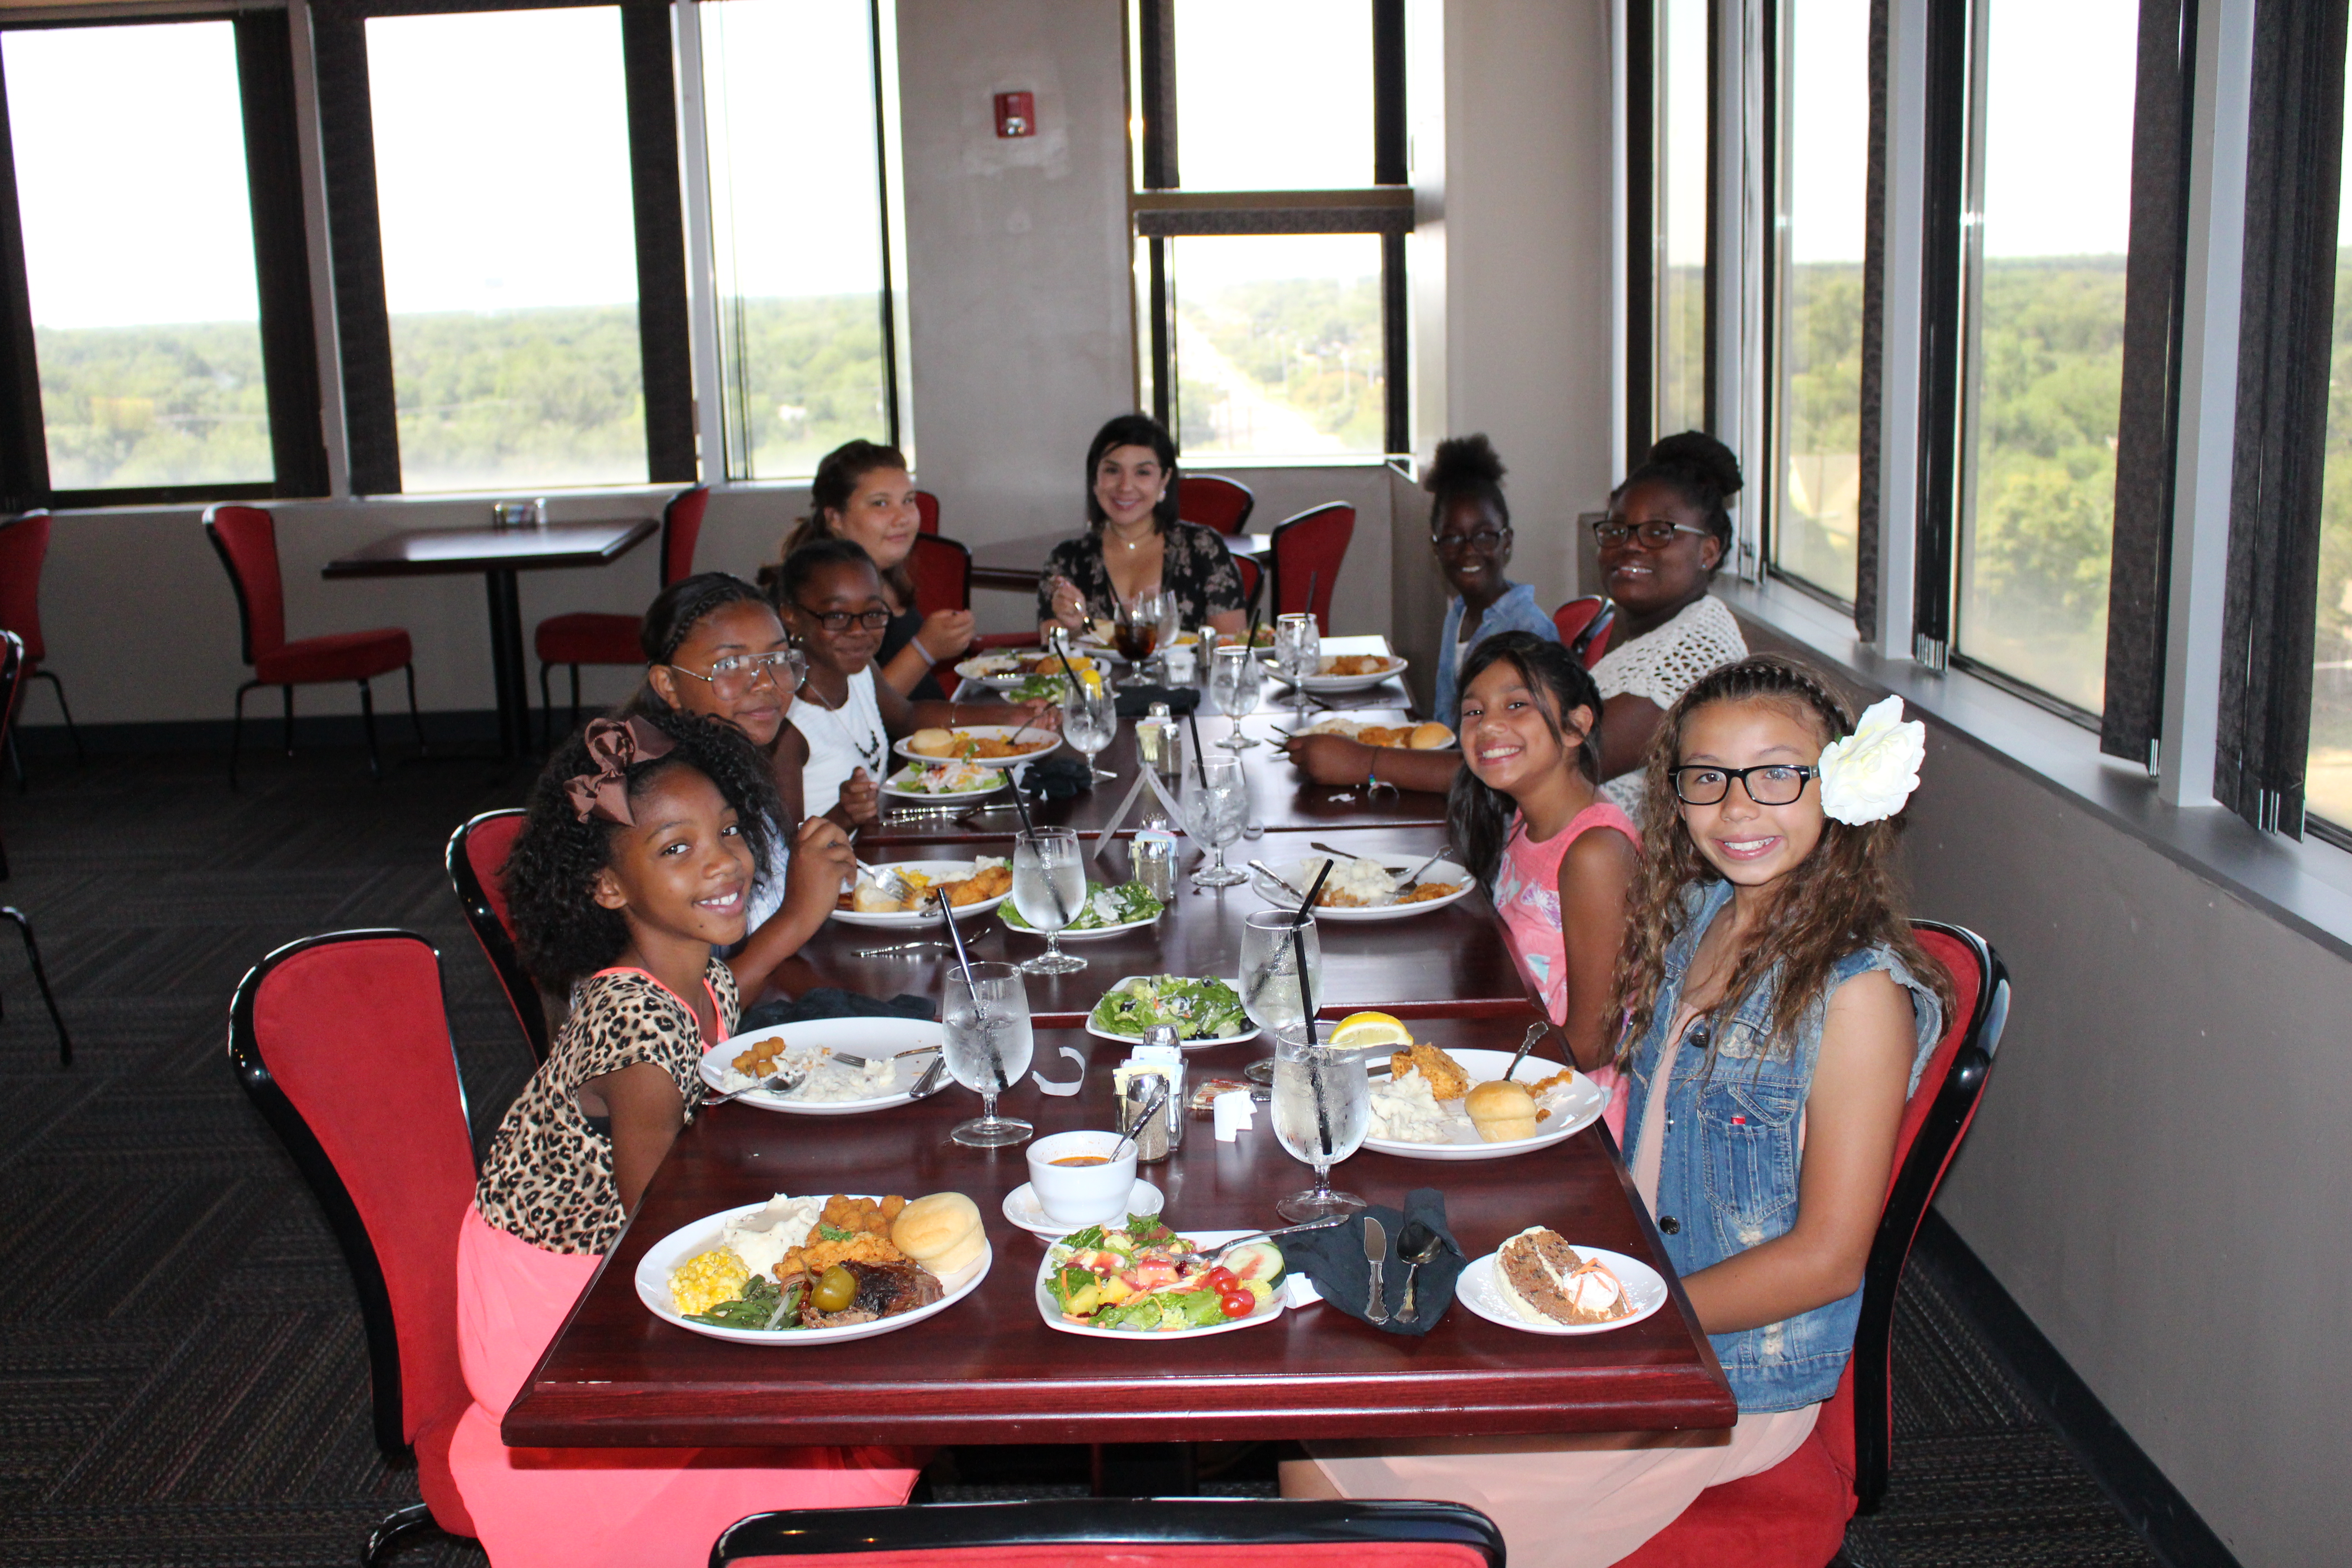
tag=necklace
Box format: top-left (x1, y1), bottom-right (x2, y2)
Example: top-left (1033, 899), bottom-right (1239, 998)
top-left (1108, 519), bottom-right (1157, 552)
top-left (796, 672), bottom-right (885, 773)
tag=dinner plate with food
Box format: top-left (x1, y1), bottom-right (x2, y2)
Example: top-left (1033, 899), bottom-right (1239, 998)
top-left (834, 857), bottom-right (1012, 926)
top-left (645, 1190), bottom-right (992, 1345)
top-left (880, 760), bottom-right (1010, 800)
top-left (893, 724), bottom-right (1062, 768)
top-left (1457, 1230), bottom-right (1666, 1335)
top-left (1362, 1040), bottom-right (1608, 1159)
top-left (1249, 852), bottom-right (1475, 921)
top-left (698, 1017), bottom-right (944, 1113)
top-left (1086, 975), bottom-right (1259, 1049)
top-left (1036, 1216), bottom-right (1288, 1338)
top-left (1259, 652), bottom-right (1410, 694)
top-left (1299, 716), bottom-right (1456, 751)
top-left (999, 879), bottom-right (1166, 939)
top-left (953, 650), bottom-right (1104, 701)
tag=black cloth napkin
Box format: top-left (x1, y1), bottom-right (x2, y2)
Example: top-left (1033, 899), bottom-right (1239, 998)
top-left (738, 987), bottom-right (931, 1034)
top-left (1113, 685), bottom-right (1200, 717)
top-left (1022, 755), bottom-right (1094, 801)
top-left (1284, 1188), bottom-right (1465, 1336)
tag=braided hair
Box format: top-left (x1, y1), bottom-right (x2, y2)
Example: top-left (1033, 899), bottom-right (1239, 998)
top-left (639, 572), bottom-right (773, 666)
top-left (1609, 654), bottom-right (1954, 1075)
top-left (503, 709), bottom-right (782, 990)
top-left (1611, 431), bottom-right (1743, 571)
top-left (1424, 433), bottom-right (1509, 531)
top-left (1445, 632), bottom-right (1604, 887)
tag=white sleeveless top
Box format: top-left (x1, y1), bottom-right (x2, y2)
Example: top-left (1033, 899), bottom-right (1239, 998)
top-left (791, 666), bottom-right (888, 818)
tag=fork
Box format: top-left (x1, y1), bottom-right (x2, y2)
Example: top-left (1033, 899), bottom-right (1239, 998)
top-left (1155, 1215), bottom-right (1349, 1269)
top-left (700, 1063), bottom-right (809, 1107)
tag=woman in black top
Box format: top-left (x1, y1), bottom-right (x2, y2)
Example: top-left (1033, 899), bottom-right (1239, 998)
top-left (1039, 414), bottom-right (1247, 637)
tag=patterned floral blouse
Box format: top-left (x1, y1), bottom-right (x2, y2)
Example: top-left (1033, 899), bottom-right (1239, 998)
top-left (473, 959), bottom-right (737, 1255)
top-left (1034, 521), bottom-right (1247, 628)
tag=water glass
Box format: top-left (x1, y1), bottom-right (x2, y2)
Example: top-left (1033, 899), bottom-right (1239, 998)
top-left (1011, 826), bottom-right (1088, 974)
top-left (1270, 1024), bottom-right (1369, 1222)
top-left (1062, 681), bottom-right (1118, 781)
top-left (1209, 643), bottom-right (1264, 749)
top-left (1185, 754), bottom-right (1249, 887)
top-left (1240, 908), bottom-right (1323, 1033)
top-left (1275, 613), bottom-right (1320, 716)
top-left (943, 960), bottom-right (1036, 1147)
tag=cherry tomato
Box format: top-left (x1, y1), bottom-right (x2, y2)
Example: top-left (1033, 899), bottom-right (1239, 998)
top-left (1218, 1288), bottom-right (1255, 1318)
top-left (1203, 1266), bottom-right (1239, 1292)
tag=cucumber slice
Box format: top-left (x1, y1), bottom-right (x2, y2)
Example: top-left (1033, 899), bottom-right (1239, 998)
top-left (1220, 1241), bottom-right (1285, 1286)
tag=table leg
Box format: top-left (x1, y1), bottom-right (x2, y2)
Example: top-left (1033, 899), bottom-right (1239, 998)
top-left (485, 568), bottom-right (529, 760)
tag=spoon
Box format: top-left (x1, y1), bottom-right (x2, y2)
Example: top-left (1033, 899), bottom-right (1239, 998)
top-left (1503, 1020), bottom-right (1548, 1081)
top-left (1112, 1078), bottom-right (1171, 1161)
top-left (1396, 1220), bottom-right (1446, 1322)
top-left (701, 1063), bottom-right (809, 1107)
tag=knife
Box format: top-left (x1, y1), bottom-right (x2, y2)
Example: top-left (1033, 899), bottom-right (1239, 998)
top-left (1363, 1215), bottom-right (1389, 1323)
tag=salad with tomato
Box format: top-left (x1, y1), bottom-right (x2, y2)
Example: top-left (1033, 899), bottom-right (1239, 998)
top-left (1043, 1215), bottom-right (1285, 1331)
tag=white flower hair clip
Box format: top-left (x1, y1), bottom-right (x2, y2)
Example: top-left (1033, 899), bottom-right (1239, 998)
top-left (1816, 695), bottom-right (1926, 825)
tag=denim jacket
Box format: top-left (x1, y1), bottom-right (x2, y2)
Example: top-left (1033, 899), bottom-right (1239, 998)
top-left (1435, 583), bottom-right (1560, 723)
top-left (1620, 879), bottom-right (1944, 1411)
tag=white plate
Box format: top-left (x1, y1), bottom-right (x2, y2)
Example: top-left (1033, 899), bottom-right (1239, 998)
top-left (698, 1018), bottom-right (945, 1113)
top-left (1083, 975), bottom-right (1261, 1049)
top-left (954, 654), bottom-right (1107, 691)
top-left (1035, 1228), bottom-right (1286, 1339)
top-left (1361, 1047), bottom-right (1609, 1160)
top-left (1259, 655), bottom-right (1410, 694)
top-left (637, 1197), bottom-right (992, 1345)
top-left (1301, 717), bottom-right (1457, 751)
top-left (1001, 1177), bottom-right (1166, 1238)
top-left (1000, 885), bottom-right (1165, 941)
top-left (1248, 854), bottom-right (1477, 922)
top-left (881, 763), bottom-right (1011, 801)
top-left (831, 860), bottom-right (1012, 927)
top-left (1456, 1245), bottom-right (1666, 1335)
top-left (892, 724), bottom-right (1063, 768)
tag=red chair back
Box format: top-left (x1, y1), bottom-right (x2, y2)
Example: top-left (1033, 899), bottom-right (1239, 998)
top-left (914, 490), bottom-right (941, 535)
top-left (715, 1498), bottom-right (1503, 1567)
top-left (0, 510), bottom-right (52, 663)
top-left (1552, 595), bottom-right (1617, 669)
top-left (227, 929), bottom-right (479, 1538)
top-left (662, 485), bottom-right (709, 586)
top-left (908, 534), bottom-right (973, 617)
top-left (204, 504), bottom-right (287, 665)
top-left (1234, 553), bottom-right (1263, 617)
top-left (447, 810), bottom-right (549, 1064)
top-left (1179, 474), bottom-right (1256, 535)
top-left (1269, 503), bottom-right (1354, 634)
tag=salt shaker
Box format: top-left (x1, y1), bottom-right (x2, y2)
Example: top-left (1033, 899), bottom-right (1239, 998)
top-left (1132, 828), bottom-right (1177, 902)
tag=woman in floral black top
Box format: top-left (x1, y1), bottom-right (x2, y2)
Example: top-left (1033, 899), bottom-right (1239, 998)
top-left (1038, 413), bottom-right (1248, 637)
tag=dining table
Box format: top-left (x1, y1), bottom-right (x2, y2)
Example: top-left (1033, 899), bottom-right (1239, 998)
top-left (503, 1012), bottom-right (1735, 1450)
top-left (968, 529), bottom-right (1269, 594)
top-left (322, 517), bottom-right (657, 760)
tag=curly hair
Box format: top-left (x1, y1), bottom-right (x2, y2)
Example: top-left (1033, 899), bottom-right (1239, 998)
top-left (1424, 432), bottom-right (1509, 531)
top-left (503, 710), bottom-right (783, 990)
top-left (1610, 431), bottom-right (1743, 573)
top-left (1609, 654), bottom-right (1955, 1075)
top-left (1446, 632), bottom-right (1604, 887)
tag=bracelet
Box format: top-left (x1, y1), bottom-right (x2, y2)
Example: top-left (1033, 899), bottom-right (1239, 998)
top-left (1366, 756), bottom-right (1378, 789)
top-left (909, 634), bottom-right (936, 664)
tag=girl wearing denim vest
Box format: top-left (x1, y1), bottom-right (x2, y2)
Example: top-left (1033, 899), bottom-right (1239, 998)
top-left (1285, 656), bottom-right (1955, 1568)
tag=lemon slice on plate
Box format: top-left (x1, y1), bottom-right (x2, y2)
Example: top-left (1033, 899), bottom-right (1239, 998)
top-left (1330, 1012), bottom-right (1412, 1049)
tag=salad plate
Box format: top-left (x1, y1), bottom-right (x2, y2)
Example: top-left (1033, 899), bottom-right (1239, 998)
top-left (638, 1197), bottom-right (991, 1346)
top-left (893, 725), bottom-right (1062, 767)
top-left (1248, 854), bottom-right (1477, 922)
top-left (833, 858), bottom-right (1011, 927)
top-left (1362, 1047), bottom-right (1609, 1160)
top-left (1035, 1222), bottom-right (1287, 1339)
top-left (1002, 1177), bottom-right (1165, 1239)
top-left (880, 760), bottom-right (1010, 801)
top-left (1000, 880), bottom-right (1166, 940)
top-left (698, 1019), bottom-right (944, 1114)
top-left (1456, 1246), bottom-right (1666, 1336)
top-left (1085, 975), bottom-right (1259, 1049)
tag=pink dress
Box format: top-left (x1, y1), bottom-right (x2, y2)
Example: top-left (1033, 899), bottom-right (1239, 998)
top-left (1492, 802), bottom-right (1640, 1141)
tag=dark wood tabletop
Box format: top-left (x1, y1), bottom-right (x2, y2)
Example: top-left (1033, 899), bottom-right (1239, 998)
top-left (969, 529), bottom-right (1268, 593)
top-left (773, 826), bottom-right (1534, 1024)
top-left (322, 517), bottom-right (656, 578)
top-left (503, 1013), bottom-right (1734, 1449)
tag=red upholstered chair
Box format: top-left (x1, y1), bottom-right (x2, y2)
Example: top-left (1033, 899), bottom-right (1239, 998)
top-left (446, 809), bottom-right (549, 1064)
top-left (0, 629), bottom-right (72, 1064)
top-left (713, 1497), bottom-right (1503, 1568)
top-left (907, 533), bottom-right (979, 693)
top-left (1268, 503), bottom-right (1355, 634)
top-left (1234, 552), bottom-right (1264, 619)
top-left (0, 509), bottom-right (84, 779)
top-left (1179, 473), bottom-right (1256, 535)
top-left (227, 929), bottom-right (480, 1565)
top-left (914, 489), bottom-right (941, 535)
top-left (205, 505), bottom-right (423, 788)
top-left (534, 484), bottom-right (708, 745)
top-left (1552, 594), bottom-right (1617, 670)
top-left (1615, 921), bottom-right (2009, 1568)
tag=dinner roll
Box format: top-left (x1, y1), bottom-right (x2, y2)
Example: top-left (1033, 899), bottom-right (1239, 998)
top-left (890, 1191), bottom-right (985, 1275)
top-left (1408, 721), bottom-right (1454, 750)
top-left (907, 727), bottom-right (958, 758)
top-left (1465, 1080), bottom-right (1540, 1143)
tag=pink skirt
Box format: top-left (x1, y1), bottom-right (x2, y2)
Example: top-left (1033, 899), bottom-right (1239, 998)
top-left (451, 1206), bottom-right (918, 1568)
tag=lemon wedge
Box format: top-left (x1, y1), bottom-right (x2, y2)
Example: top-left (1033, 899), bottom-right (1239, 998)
top-left (1330, 1012), bottom-right (1412, 1049)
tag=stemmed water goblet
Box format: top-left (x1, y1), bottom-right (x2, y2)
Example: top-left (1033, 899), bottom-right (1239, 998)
top-left (1184, 754), bottom-right (1250, 888)
top-left (942, 960), bottom-right (1036, 1147)
top-left (1062, 679), bottom-right (1117, 781)
top-left (1274, 612), bottom-right (1320, 719)
top-left (1209, 643), bottom-right (1264, 749)
top-left (1010, 826), bottom-right (1088, 974)
top-left (1269, 1023), bottom-right (1369, 1222)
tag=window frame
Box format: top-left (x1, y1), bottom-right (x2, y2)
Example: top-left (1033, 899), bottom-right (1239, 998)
top-left (1629, 0), bottom-right (1719, 471)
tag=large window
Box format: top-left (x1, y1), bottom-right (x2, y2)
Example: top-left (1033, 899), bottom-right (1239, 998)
top-left (2, 21), bottom-right (272, 493)
top-left (1768, 0), bottom-right (1868, 603)
top-left (701, 0), bottom-right (894, 480)
top-left (2308, 27), bottom-right (2352, 830)
top-left (1654, 0), bottom-right (1709, 443)
top-left (1950, 0), bottom-right (2138, 714)
top-left (365, 7), bottom-right (645, 491)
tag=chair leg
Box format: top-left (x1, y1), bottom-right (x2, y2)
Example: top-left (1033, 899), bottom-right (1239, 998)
top-left (229, 680), bottom-right (262, 791)
top-left (5, 731), bottom-right (21, 793)
top-left (0, 906), bottom-right (71, 1068)
top-left (538, 661), bottom-right (555, 751)
top-left (402, 664), bottom-right (426, 757)
top-left (32, 670), bottom-right (83, 764)
top-left (358, 679), bottom-right (382, 781)
top-left (281, 685), bottom-right (295, 756)
top-left (363, 1500), bottom-right (441, 1567)
top-left (568, 664), bottom-right (583, 735)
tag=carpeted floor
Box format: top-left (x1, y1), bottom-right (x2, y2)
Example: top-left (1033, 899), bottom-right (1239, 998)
top-left (0, 744), bottom-right (2158, 1567)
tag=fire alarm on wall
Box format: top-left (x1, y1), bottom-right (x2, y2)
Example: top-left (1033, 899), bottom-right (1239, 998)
top-left (994, 91), bottom-right (1035, 138)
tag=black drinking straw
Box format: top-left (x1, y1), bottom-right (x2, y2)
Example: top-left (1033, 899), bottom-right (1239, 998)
top-left (1183, 709), bottom-right (1210, 786)
top-left (935, 891), bottom-right (1005, 1092)
top-left (1244, 603), bottom-right (1264, 651)
top-left (1288, 886), bottom-right (1334, 1155)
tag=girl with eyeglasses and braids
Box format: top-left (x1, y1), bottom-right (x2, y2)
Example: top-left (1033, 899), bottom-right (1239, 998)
top-left (1286, 656), bottom-right (1954, 1568)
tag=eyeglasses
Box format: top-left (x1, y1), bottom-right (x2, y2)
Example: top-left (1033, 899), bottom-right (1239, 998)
top-left (1431, 526), bottom-right (1509, 554)
top-left (1592, 519), bottom-right (1713, 549)
top-left (792, 603), bottom-right (893, 632)
top-left (1670, 763), bottom-right (1820, 807)
top-left (667, 648), bottom-right (805, 698)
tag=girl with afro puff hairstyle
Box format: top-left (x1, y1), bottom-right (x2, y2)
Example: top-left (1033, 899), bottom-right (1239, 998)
top-left (451, 709), bottom-right (918, 1567)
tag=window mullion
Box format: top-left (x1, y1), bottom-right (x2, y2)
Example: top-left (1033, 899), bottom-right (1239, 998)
top-left (0, 53), bottom-right (48, 509)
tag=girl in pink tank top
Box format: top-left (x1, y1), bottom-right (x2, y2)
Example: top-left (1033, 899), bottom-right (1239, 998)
top-left (1450, 633), bottom-right (1641, 1137)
